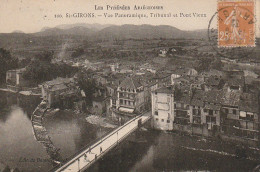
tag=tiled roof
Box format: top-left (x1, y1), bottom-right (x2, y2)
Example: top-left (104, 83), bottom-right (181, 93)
top-left (175, 88), bottom-right (191, 104)
top-left (119, 76), bottom-right (142, 89)
top-left (200, 69), bottom-right (223, 77)
top-left (44, 77), bottom-right (73, 86)
top-left (222, 91), bottom-right (241, 107)
top-left (190, 90), bottom-right (204, 107)
top-left (205, 77), bottom-right (222, 86)
top-left (224, 70), bottom-right (244, 76)
top-left (239, 93), bottom-right (259, 113)
top-left (203, 90), bottom-right (223, 104)
top-left (226, 78), bottom-right (244, 87)
top-left (204, 103), bottom-right (221, 110)
top-left (50, 84), bottom-right (68, 91)
top-left (154, 87), bottom-right (173, 94)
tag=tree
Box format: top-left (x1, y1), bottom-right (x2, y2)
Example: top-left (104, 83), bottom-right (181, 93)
top-left (211, 58), bottom-right (223, 71)
top-left (195, 57), bottom-right (213, 73)
top-left (71, 48), bottom-right (84, 58)
top-left (76, 71), bottom-right (97, 105)
top-left (35, 51), bottom-right (54, 62)
top-left (0, 48), bottom-right (18, 83)
top-left (22, 60), bottom-right (55, 83)
top-left (22, 52), bottom-right (78, 84)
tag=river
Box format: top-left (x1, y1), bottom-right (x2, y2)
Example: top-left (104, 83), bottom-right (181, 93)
top-left (0, 91), bottom-right (111, 172)
top-left (88, 130), bottom-right (260, 172)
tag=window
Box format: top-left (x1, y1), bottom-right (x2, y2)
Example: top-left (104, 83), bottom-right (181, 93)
top-left (167, 120), bottom-right (170, 123)
top-left (211, 117), bottom-right (216, 123)
top-left (204, 109), bottom-right (207, 113)
top-left (155, 118), bottom-right (158, 121)
top-left (233, 109), bottom-right (236, 114)
top-left (225, 108), bottom-right (228, 114)
top-left (209, 110), bottom-right (213, 116)
top-left (247, 113), bottom-right (254, 121)
top-left (161, 119), bottom-right (164, 122)
top-left (193, 117), bottom-right (201, 124)
top-left (155, 111), bottom-right (158, 116)
top-left (206, 116), bottom-right (216, 123)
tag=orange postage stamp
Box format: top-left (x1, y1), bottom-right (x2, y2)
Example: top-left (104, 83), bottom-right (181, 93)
top-left (218, 0), bottom-right (255, 47)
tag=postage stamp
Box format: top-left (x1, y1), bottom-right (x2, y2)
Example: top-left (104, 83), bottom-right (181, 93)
top-left (217, 0), bottom-right (255, 47)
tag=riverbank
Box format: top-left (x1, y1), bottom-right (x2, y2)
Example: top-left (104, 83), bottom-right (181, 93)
top-left (85, 115), bottom-right (118, 129)
top-left (31, 101), bottom-right (62, 164)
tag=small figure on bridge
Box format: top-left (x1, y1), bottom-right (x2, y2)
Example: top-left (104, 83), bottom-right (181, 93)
top-left (119, 117), bottom-right (122, 126)
top-left (95, 154), bottom-right (97, 160)
top-left (89, 147), bottom-right (94, 154)
top-left (84, 153), bottom-right (87, 161)
top-left (100, 146), bottom-right (102, 153)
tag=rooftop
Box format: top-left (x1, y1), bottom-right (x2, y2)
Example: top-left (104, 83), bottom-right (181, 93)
top-left (43, 77), bottom-right (73, 86)
top-left (119, 76), bottom-right (143, 90)
top-left (154, 86), bottom-right (173, 94)
top-left (239, 93), bottom-right (259, 113)
top-left (222, 90), bottom-right (241, 107)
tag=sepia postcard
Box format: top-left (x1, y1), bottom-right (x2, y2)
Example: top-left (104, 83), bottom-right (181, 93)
top-left (0, 0), bottom-right (260, 172)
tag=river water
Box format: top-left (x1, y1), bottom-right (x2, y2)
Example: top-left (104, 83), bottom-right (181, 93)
top-left (0, 91), bottom-right (111, 172)
top-left (0, 91), bottom-right (259, 172)
top-left (89, 130), bottom-right (260, 172)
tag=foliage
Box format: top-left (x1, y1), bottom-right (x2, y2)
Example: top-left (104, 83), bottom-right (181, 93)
top-left (195, 57), bottom-right (213, 73)
top-left (0, 48), bottom-right (18, 83)
top-left (34, 51), bottom-right (54, 62)
top-left (71, 48), bottom-right (84, 58)
top-left (22, 52), bottom-right (78, 84)
top-left (211, 58), bottom-right (223, 71)
top-left (195, 57), bottom-right (223, 73)
top-left (76, 71), bottom-right (97, 105)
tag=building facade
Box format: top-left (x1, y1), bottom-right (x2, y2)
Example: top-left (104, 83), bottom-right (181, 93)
top-left (41, 77), bottom-right (80, 108)
top-left (151, 86), bottom-right (260, 147)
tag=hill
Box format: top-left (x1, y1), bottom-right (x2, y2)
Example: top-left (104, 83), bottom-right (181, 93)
top-left (33, 26), bottom-right (96, 37)
top-left (95, 24), bottom-right (207, 40)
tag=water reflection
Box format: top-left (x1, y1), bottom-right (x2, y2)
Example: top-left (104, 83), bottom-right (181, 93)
top-left (45, 111), bottom-right (112, 160)
top-left (0, 91), bottom-right (111, 172)
top-left (0, 104), bottom-right (51, 172)
top-left (89, 130), bottom-right (260, 172)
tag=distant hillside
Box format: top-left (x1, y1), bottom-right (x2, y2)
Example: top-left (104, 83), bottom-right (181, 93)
top-left (0, 24), bottom-right (209, 49)
top-left (33, 26), bottom-right (96, 37)
top-left (28, 24), bottom-right (208, 39)
top-left (12, 30), bottom-right (24, 34)
top-left (55, 23), bottom-right (113, 31)
top-left (94, 24), bottom-right (207, 40)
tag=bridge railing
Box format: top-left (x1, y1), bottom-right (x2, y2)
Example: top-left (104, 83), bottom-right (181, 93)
top-left (50, 113), bottom-right (150, 172)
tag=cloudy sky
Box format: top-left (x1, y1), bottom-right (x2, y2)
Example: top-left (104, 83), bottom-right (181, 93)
top-left (0, 0), bottom-right (259, 36)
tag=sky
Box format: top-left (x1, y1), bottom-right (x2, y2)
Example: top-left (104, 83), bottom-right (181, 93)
top-left (0, 0), bottom-right (259, 36)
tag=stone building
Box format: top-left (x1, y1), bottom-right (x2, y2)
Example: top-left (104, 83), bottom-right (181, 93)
top-left (41, 77), bottom-right (80, 108)
top-left (151, 85), bottom-right (260, 146)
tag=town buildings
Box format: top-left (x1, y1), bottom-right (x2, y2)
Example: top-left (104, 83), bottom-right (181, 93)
top-left (5, 68), bottom-right (33, 91)
top-left (151, 70), bottom-right (260, 147)
top-left (41, 77), bottom-right (80, 108)
top-left (110, 75), bottom-right (158, 122)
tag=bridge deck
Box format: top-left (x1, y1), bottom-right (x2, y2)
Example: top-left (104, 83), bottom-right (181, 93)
top-left (52, 112), bottom-right (151, 172)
